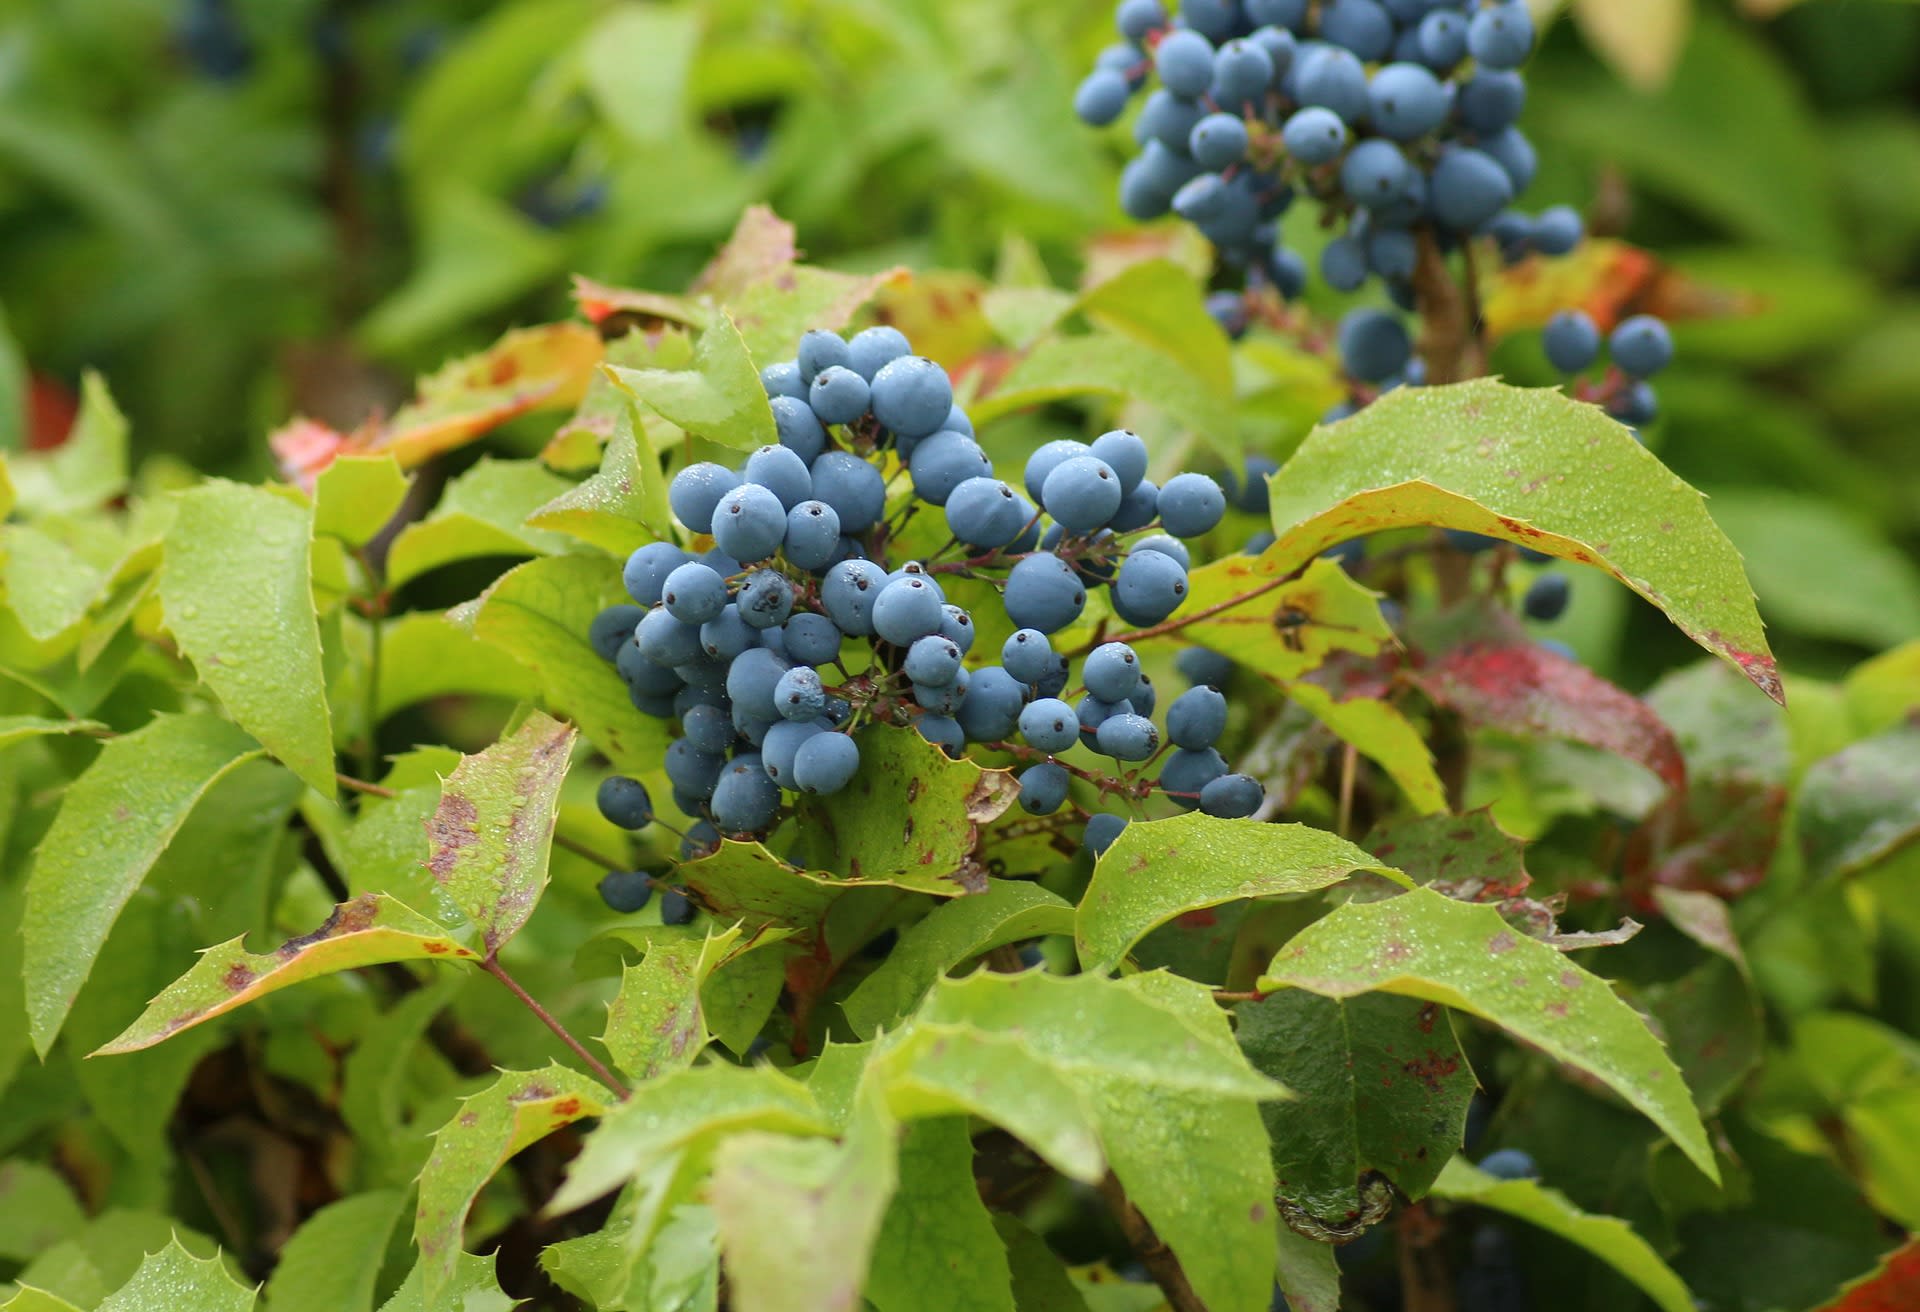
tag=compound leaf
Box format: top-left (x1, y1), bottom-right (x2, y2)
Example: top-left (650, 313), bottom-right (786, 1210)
top-left (96, 1238), bottom-right (255, 1312)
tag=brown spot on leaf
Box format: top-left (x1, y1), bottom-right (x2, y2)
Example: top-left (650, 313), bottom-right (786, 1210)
top-left (425, 794), bottom-right (480, 878)
top-left (222, 962), bottom-right (256, 992)
top-left (1488, 931), bottom-right (1518, 955)
top-left (552, 1096), bottom-right (582, 1117)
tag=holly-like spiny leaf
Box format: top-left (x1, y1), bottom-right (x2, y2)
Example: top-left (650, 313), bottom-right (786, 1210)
top-left (420, 710), bottom-right (575, 953)
top-left (93, 893), bottom-right (478, 1056)
top-left (1168, 555), bottom-right (1392, 685)
top-left (24, 713), bottom-right (263, 1055)
top-left (674, 839), bottom-right (985, 943)
top-left (95, 1238), bottom-right (256, 1312)
top-left (602, 924), bottom-right (741, 1083)
top-left (311, 454), bottom-right (410, 550)
top-left (1259, 886), bottom-right (1718, 1181)
top-left (606, 310), bottom-right (773, 453)
top-left (865, 1118), bottom-right (1015, 1312)
top-left (261, 1190), bottom-right (407, 1312)
top-left (1262, 380), bottom-right (1781, 702)
top-left (525, 396), bottom-right (674, 554)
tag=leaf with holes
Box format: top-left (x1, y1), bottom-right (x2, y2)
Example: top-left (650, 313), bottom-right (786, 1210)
top-left (1264, 380), bottom-right (1780, 702)
top-left (24, 713), bottom-right (263, 1055)
top-left (94, 894), bottom-right (478, 1055)
top-left (414, 1066), bottom-right (608, 1309)
top-left (420, 711), bottom-right (575, 953)
top-left (1077, 813), bottom-right (1407, 974)
top-left (1431, 1158), bottom-right (1696, 1312)
top-left (1410, 640), bottom-right (1687, 793)
top-left (794, 726), bottom-right (1017, 882)
top-left (160, 481), bottom-right (336, 794)
top-left (602, 925), bottom-right (741, 1083)
top-left (1259, 886), bottom-right (1717, 1181)
top-left (843, 880), bottom-right (1073, 1036)
top-left (1238, 991), bottom-right (1475, 1221)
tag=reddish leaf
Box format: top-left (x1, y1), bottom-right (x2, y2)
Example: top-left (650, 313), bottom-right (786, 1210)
top-left (692, 205), bottom-right (798, 300)
top-left (571, 275), bottom-right (700, 330)
top-left (1812, 1238), bottom-right (1920, 1312)
top-left (1411, 641), bottom-right (1687, 793)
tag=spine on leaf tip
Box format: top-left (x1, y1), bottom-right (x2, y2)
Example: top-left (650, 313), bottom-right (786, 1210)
top-left (586, 324), bottom-right (1273, 904)
top-left (1077, 0), bottom-right (1674, 433)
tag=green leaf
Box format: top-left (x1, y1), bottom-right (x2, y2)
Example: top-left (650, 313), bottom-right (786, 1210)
top-left (702, 925), bottom-right (796, 1055)
top-left (1272, 1223), bottom-right (1342, 1312)
top-left (607, 311), bottom-right (774, 453)
top-left (842, 880), bottom-right (1073, 1036)
top-left (1258, 886), bottom-right (1718, 1181)
top-left (525, 397), bottom-right (674, 554)
top-left (1237, 991), bottom-right (1474, 1219)
top-left (1, 525), bottom-right (106, 642)
top-left (1807, 1236), bottom-right (1920, 1312)
top-left (583, 4), bottom-right (701, 146)
top-left (867, 1118), bottom-right (1015, 1312)
top-left (553, 1064), bottom-right (828, 1214)
top-left (0, 1289), bottom-right (85, 1312)
top-left (93, 893), bottom-right (480, 1055)
top-left (11, 1213), bottom-right (222, 1311)
top-left (377, 1250), bottom-right (518, 1312)
top-left (0, 1161), bottom-right (86, 1262)
top-left (262, 1190), bottom-right (407, 1312)
top-left (1430, 1158), bottom-right (1696, 1312)
top-left (24, 713), bottom-right (263, 1055)
top-left (722, 264), bottom-right (909, 371)
top-left (1075, 259), bottom-right (1232, 392)
top-left (603, 925), bottom-right (741, 1082)
top-left (675, 839), bottom-right (983, 942)
top-left (4, 373), bottom-right (128, 516)
top-left (1077, 814), bottom-right (1406, 975)
top-left (1173, 555), bottom-right (1393, 685)
top-left (469, 555), bottom-right (671, 777)
top-left (342, 974), bottom-right (470, 1178)
top-left (348, 610), bottom-right (535, 726)
top-left (0, 715), bottom-right (106, 752)
top-left (971, 332), bottom-right (1239, 462)
top-left (415, 1066), bottom-right (609, 1309)
top-left (797, 727), bottom-right (1017, 880)
top-left (96, 1238), bottom-right (256, 1312)
top-left (0, 303), bottom-right (23, 454)
top-left (709, 1089), bottom-right (897, 1312)
top-left (1290, 680), bottom-right (1450, 816)
top-left (312, 455), bottom-right (410, 550)
top-left (420, 710), bottom-right (576, 953)
top-left (386, 458), bottom-right (577, 589)
top-left (1798, 722), bottom-right (1920, 882)
top-left (994, 1216), bottom-right (1092, 1312)
top-left (1263, 380), bottom-right (1781, 703)
top-left (161, 481), bottom-right (337, 795)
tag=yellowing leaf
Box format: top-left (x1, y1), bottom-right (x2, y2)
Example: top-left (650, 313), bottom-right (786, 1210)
top-left (1171, 555), bottom-right (1392, 684)
top-left (1574, 0), bottom-right (1695, 91)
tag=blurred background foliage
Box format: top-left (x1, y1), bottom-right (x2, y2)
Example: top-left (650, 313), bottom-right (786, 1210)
top-left (0, 0), bottom-right (1915, 676)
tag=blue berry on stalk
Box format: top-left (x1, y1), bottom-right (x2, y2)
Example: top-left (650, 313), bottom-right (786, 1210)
top-left (1002, 629), bottom-right (1055, 686)
top-left (1524, 572), bottom-right (1571, 622)
top-left (915, 665), bottom-right (970, 715)
top-left (666, 738), bottom-right (726, 800)
top-left (1024, 439), bottom-right (1093, 503)
top-left (774, 667), bottom-right (826, 721)
top-left (939, 604), bottom-right (976, 653)
top-left (1321, 0), bottom-right (1395, 61)
top-left (1611, 381), bottom-right (1660, 428)
top-left (1096, 713), bottom-right (1159, 761)
top-left (637, 607), bottom-right (703, 667)
top-left (1418, 10), bottom-right (1468, 69)
top-left (1610, 315), bottom-right (1674, 379)
top-left (699, 605), bottom-right (755, 661)
top-left (1533, 205), bottom-right (1584, 256)
top-left (1543, 311), bottom-right (1600, 374)
top-left (1293, 45), bottom-right (1369, 124)
top-left (910, 432), bottom-right (993, 506)
top-left (1160, 746), bottom-right (1229, 803)
top-left (660, 888), bottom-right (699, 924)
top-left (957, 667), bottom-right (1028, 742)
top-left (1174, 173), bottom-right (1230, 224)
top-left (727, 647), bottom-right (793, 723)
top-left (679, 822), bottom-right (720, 861)
top-left (1084, 812), bottom-right (1129, 857)
top-left (809, 451), bottom-right (887, 534)
top-left (1112, 548), bottom-right (1190, 626)
top-left (670, 462), bottom-right (741, 537)
top-left (1339, 308), bottom-right (1413, 384)
top-left (1154, 29), bottom-right (1216, 99)
top-left (762, 718), bottom-right (826, 786)
top-left (792, 732), bottom-right (860, 795)
top-left (1200, 773), bottom-right (1263, 818)
top-left (1089, 429), bottom-right (1150, 495)
top-left (1157, 472), bottom-right (1226, 538)
top-left (1342, 140), bottom-right (1413, 207)
top-left (1042, 457), bottom-right (1125, 534)
top-left (590, 604), bottom-right (644, 663)
top-left (1076, 68), bottom-right (1132, 127)
top-left (683, 703), bottom-right (736, 755)
top-left (1167, 684), bottom-right (1228, 750)
top-left (1429, 147), bottom-right (1515, 233)
top-left (743, 444), bottom-right (813, 511)
top-left (712, 756), bottom-right (783, 832)
top-left (1479, 127), bottom-right (1537, 192)
top-left (710, 484), bottom-right (788, 562)
top-left (872, 576), bottom-right (946, 646)
top-left (1457, 69), bottom-right (1526, 134)
top-left (918, 715), bottom-right (966, 757)
top-left (1084, 642), bottom-right (1143, 702)
top-left (1019, 698), bottom-right (1080, 754)
top-left (770, 395), bottom-right (829, 463)
top-left (1468, 2), bottom-right (1534, 70)
top-left (846, 325), bottom-right (912, 381)
top-left (1321, 236), bottom-right (1368, 293)
top-left (783, 613), bottom-right (842, 668)
top-left (1190, 113), bottom-right (1250, 170)
top-left (623, 542), bottom-right (689, 608)
top-left (662, 562), bottom-right (729, 625)
top-left (808, 365), bottom-right (870, 426)
top-left (1479, 1149), bottom-right (1539, 1181)
top-left (1004, 553), bottom-right (1087, 633)
top-left (1367, 62), bottom-right (1449, 141)
top-left (1135, 88), bottom-right (1207, 153)
top-left (1115, 0), bottom-right (1166, 42)
top-left (796, 329), bottom-right (850, 384)
top-left (783, 500), bottom-right (842, 572)
top-left (1210, 39), bottom-right (1275, 108)
top-left (760, 361), bottom-right (805, 400)
top-left (1177, 646), bottom-right (1234, 687)
top-left (946, 478), bottom-right (1032, 550)
top-left (1111, 477), bottom-right (1161, 532)
top-left (1134, 533), bottom-right (1190, 569)
top-left (1182, 0), bottom-right (1239, 41)
top-left (869, 356), bottom-right (955, 440)
top-left (598, 870), bottom-right (654, 914)
top-left (597, 775), bottom-right (653, 829)
top-left (906, 635), bottom-right (965, 687)
top-left (1018, 762), bottom-right (1072, 815)
top-left (1282, 106), bottom-right (1347, 165)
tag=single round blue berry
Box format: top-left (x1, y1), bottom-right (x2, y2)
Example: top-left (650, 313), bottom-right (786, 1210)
top-left (736, 570), bottom-right (792, 629)
top-left (1003, 553), bottom-right (1088, 633)
top-left (1076, 68), bottom-right (1132, 127)
top-left (1160, 747), bottom-right (1228, 804)
top-left (662, 562), bottom-right (729, 625)
top-left (1543, 311), bottom-right (1600, 374)
top-left (1524, 572), bottom-right (1571, 622)
top-left (1189, 112), bottom-right (1250, 169)
top-left (669, 463), bottom-right (740, 535)
top-left (821, 559), bottom-right (887, 636)
top-left (1293, 45), bottom-right (1369, 123)
top-left (1210, 39), bottom-right (1275, 106)
top-left (1111, 548), bottom-right (1189, 626)
top-left (1321, 0), bottom-right (1394, 61)
top-left (712, 757), bottom-right (783, 832)
top-left (1200, 773), bottom-right (1263, 818)
top-left (869, 356), bottom-right (955, 441)
top-left (709, 483), bottom-right (787, 562)
top-left (1479, 1149), bottom-right (1540, 1181)
top-left (665, 738), bottom-right (726, 800)
top-left (770, 395), bottom-right (829, 464)
top-left (808, 365), bottom-right (870, 427)
top-left (1533, 205), bottom-right (1583, 256)
top-left (1076, 695), bottom-right (1131, 749)
top-left (1368, 62), bottom-right (1448, 141)
top-left (1110, 478), bottom-right (1160, 532)
top-left (636, 606), bottom-right (703, 667)
top-left (1155, 29), bottom-right (1216, 99)
top-left (683, 703), bottom-right (736, 755)
top-left (1177, 647), bottom-right (1234, 687)
top-left (1174, 173), bottom-right (1230, 223)
top-left (1089, 430), bottom-right (1150, 495)
top-left (598, 870), bottom-right (654, 913)
top-left (809, 451), bottom-right (887, 534)
top-left (1018, 697), bottom-right (1079, 754)
top-left (1342, 139), bottom-right (1412, 207)
top-left (1339, 308), bottom-right (1413, 384)
top-left (872, 576), bottom-right (945, 646)
top-left (846, 326), bottom-right (912, 381)
top-left (698, 605), bottom-right (755, 661)
top-left (744, 444), bottom-right (813, 511)
top-left (1097, 713), bottom-right (1160, 761)
top-left (783, 613), bottom-right (842, 667)
top-left (905, 635), bottom-right (964, 687)
top-left (618, 636), bottom-right (681, 696)
top-left (761, 361), bottom-right (805, 401)
top-left (1042, 456), bottom-right (1124, 534)
top-left (1002, 629), bottom-right (1055, 686)
top-left (917, 714), bottom-right (966, 757)
top-left (1429, 147), bottom-right (1514, 233)
top-left (726, 647), bottom-right (793, 722)
top-left (1468, 2), bottom-right (1534, 69)
top-left (1023, 439), bottom-right (1093, 503)
top-left (1167, 684), bottom-right (1228, 750)
top-left (589, 603), bottom-right (644, 663)
top-left (1115, 0), bottom-right (1166, 42)
top-left (957, 667), bottom-right (1028, 743)
top-left (1457, 69), bottom-right (1526, 134)
top-left (774, 666), bottom-right (826, 721)
top-left (622, 542), bottom-right (688, 608)
top-left (1610, 380), bottom-right (1660, 428)
top-left (939, 604), bottom-right (976, 654)
top-left (1157, 472), bottom-right (1225, 538)
top-left (1018, 762), bottom-right (1072, 816)
top-left (914, 665), bottom-right (970, 715)
top-left (1133, 533), bottom-right (1191, 569)
top-left (1417, 10), bottom-right (1468, 68)
top-left (1479, 126), bottom-right (1537, 192)
top-left (1610, 315), bottom-right (1674, 379)
top-left (1084, 813), bottom-right (1130, 857)
top-left (783, 500), bottom-right (842, 572)
top-left (909, 432), bottom-right (993, 506)
top-left (1134, 87), bottom-right (1207, 152)
top-left (1321, 235), bottom-right (1369, 293)
top-left (678, 822), bottom-right (720, 861)
top-left (1248, 23), bottom-right (1298, 75)
top-left (1282, 106), bottom-right (1346, 165)
top-left (659, 887), bottom-right (700, 925)
top-left (597, 775), bottom-right (653, 829)
top-left (1083, 642), bottom-right (1143, 702)
top-left (1182, 0), bottom-right (1238, 40)
top-left (796, 329), bottom-right (849, 384)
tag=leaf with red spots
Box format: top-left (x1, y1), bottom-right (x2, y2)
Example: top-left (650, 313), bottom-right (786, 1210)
top-left (1258, 886), bottom-right (1718, 1181)
top-left (1238, 991), bottom-right (1475, 1223)
top-left (1411, 640), bottom-right (1688, 792)
top-left (92, 893), bottom-right (480, 1055)
top-left (1263, 380), bottom-right (1782, 703)
top-left (421, 711), bottom-right (576, 953)
top-left (414, 1066), bottom-right (607, 1311)
top-left (1365, 809), bottom-right (1533, 902)
top-left (1812, 1237), bottom-right (1920, 1312)
top-left (1076, 812), bottom-right (1409, 975)
top-left (601, 925), bottom-right (741, 1083)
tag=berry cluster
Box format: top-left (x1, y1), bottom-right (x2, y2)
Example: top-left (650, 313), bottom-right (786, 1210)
top-left (1542, 308), bottom-right (1673, 431)
top-left (585, 327), bottom-right (1263, 884)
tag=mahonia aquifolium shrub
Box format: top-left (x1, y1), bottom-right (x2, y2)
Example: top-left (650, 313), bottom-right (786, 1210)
top-left (1075, 0), bottom-right (1685, 626)
top-left (586, 325), bottom-right (1268, 893)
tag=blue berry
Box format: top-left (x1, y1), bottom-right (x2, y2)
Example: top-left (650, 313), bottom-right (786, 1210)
top-left (1003, 554), bottom-right (1087, 634)
top-left (1190, 113), bottom-right (1249, 169)
top-left (906, 635), bottom-right (965, 687)
top-left (1247, 0), bottom-right (1306, 28)
top-left (1076, 695), bottom-right (1131, 749)
top-left (1610, 381), bottom-right (1659, 428)
top-left (1018, 698), bottom-right (1080, 754)
top-left (1321, 236), bottom-right (1369, 292)
top-left (636, 606), bottom-right (703, 667)
top-left (1417, 10), bottom-right (1468, 68)
top-left (1157, 472), bottom-right (1226, 538)
top-left (1167, 684), bottom-right (1227, 749)
top-left (1200, 773), bottom-right (1263, 818)
top-left (1084, 812), bottom-right (1129, 856)
top-left (1160, 747), bottom-right (1228, 804)
top-left (914, 665), bottom-right (970, 715)
top-left (1111, 549), bottom-right (1189, 626)
top-left (1321, 0), bottom-right (1394, 61)
top-left (910, 432), bottom-right (993, 506)
top-left (1174, 173), bottom-right (1231, 224)
top-left (709, 483), bottom-right (787, 562)
top-left (957, 667), bottom-right (1027, 742)
top-left (1210, 39), bottom-right (1275, 107)
top-left (698, 605), bottom-right (755, 661)
top-left (1115, 0), bottom-right (1167, 41)
top-left (1524, 573), bottom-right (1571, 622)
top-left (774, 667), bottom-right (826, 721)
top-left (623, 542), bottom-right (688, 608)
top-left (669, 462), bottom-right (740, 536)
top-left (1133, 533), bottom-right (1190, 569)
top-left (744, 444), bottom-right (813, 511)
top-left (760, 361), bottom-right (805, 400)
top-left (869, 356), bottom-right (955, 441)
top-left (808, 365), bottom-right (870, 426)
top-left (1610, 315), bottom-right (1673, 379)
top-left (1543, 311), bottom-right (1600, 374)
top-left (1282, 106), bottom-right (1346, 164)
top-left (665, 739), bottom-right (726, 800)
top-left (1089, 429), bottom-right (1150, 495)
top-left (809, 451), bottom-right (887, 534)
top-left (846, 326), bottom-right (912, 381)
top-left (821, 559), bottom-right (887, 636)
top-left (1479, 127), bottom-right (1537, 192)
top-left (1002, 629), bottom-right (1054, 686)
top-left (1042, 456), bottom-right (1125, 533)
top-left (1342, 139), bottom-right (1413, 208)
top-left (1249, 24), bottom-right (1299, 74)
top-left (1468, 3), bottom-right (1534, 70)
top-left (783, 613), bottom-right (842, 667)
top-left (1083, 642), bottom-right (1143, 702)
top-left (597, 775), bottom-right (653, 829)
top-left (712, 757), bottom-right (783, 833)
top-left (662, 562), bottom-right (729, 625)
top-left (1533, 205), bottom-right (1583, 256)
top-left (1018, 762), bottom-right (1071, 815)
top-left (1429, 147), bottom-right (1515, 233)
top-left (1177, 646), bottom-right (1234, 687)
top-left (770, 395), bottom-right (829, 463)
top-left (1023, 440), bottom-right (1093, 504)
top-left (589, 604), bottom-right (644, 663)
top-left (1155, 29), bottom-right (1216, 99)
top-left (784, 500), bottom-right (842, 572)
top-left (947, 478), bottom-right (1032, 549)
top-left (726, 647), bottom-right (793, 723)
top-left (1096, 713), bottom-right (1159, 761)
top-left (1110, 478), bottom-right (1161, 532)
top-left (796, 329), bottom-right (850, 383)
top-left (918, 715), bottom-right (966, 756)
top-left (1457, 70), bottom-right (1526, 134)
top-left (939, 604), bottom-right (976, 653)
top-left (1339, 308), bottom-right (1413, 384)
top-left (1135, 89), bottom-right (1207, 153)
top-left (1293, 45), bottom-right (1368, 123)
top-left (872, 576), bottom-right (946, 646)
top-left (1479, 1149), bottom-right (1539, 1181)
top-left (660, 887), bottom-right (699, 924)
top-left (1368, 63), bottom-right (1449, 141)
top-left (1076, 69), bottom-right (1132, 127)
top-left (682, 703), bottom-right (736, 755)
top-left (762, 717), bottom-right (827, 786)
top-left (597, 870), bottom-right (654, 913)
top-left (1369, 228), bottom-right (1418, 281)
